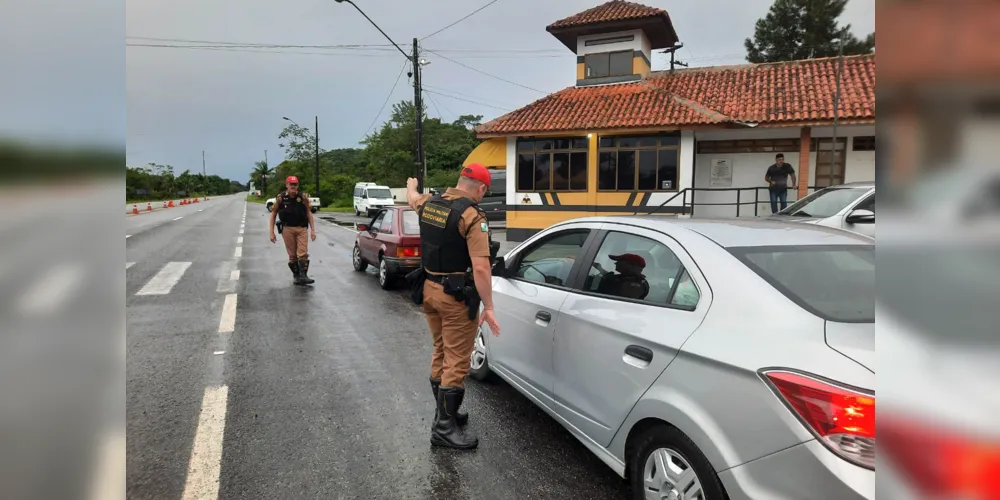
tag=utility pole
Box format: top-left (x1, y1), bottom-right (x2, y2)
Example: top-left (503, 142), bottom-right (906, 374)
top-left (202, 150), bottom-right (206, 176)
top-left (314, 115), bottom-right (321, 197)
top-left (663, 42), bottom-right (688, 71)
top-left (412, 38), bottom-right (425, 193)
top-left (830, 36), bottom-right (845, 176)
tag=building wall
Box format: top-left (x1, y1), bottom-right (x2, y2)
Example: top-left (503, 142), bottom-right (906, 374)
top-left (692, 125), bottom-right (876, 218)
top-left (576, 29), bottom-right (650, 61)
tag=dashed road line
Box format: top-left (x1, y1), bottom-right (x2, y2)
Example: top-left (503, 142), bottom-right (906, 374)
top-left (125, 262), bottom-right (135, 270)
top-left (180, 385), bottom-right (229, 500)
top-left (236, 237), bottom-right (243, 244)
top-left (19, 263), bottom-right (84, 315)
top-left (234, 247), bottom-right (242, 258)
top-left (125, 235), bottom-right (131, 239)
top-left (213, 351), bottom-right (225, 355)
top-left (173, 217), bottom-right (183, 221)
top-left (230, 270), bottom-right (240, 281)
top-left (218, 294), bottom-right (237, 333)
top-left (136, 262), bottom-right (191, 296)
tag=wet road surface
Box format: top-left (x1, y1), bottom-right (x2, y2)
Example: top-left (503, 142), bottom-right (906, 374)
top-left (127, 196), bottom-right (630, 499)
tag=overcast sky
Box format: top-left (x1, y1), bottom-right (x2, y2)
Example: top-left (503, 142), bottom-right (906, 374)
top-left (119, 0), bottom-right (873, 183)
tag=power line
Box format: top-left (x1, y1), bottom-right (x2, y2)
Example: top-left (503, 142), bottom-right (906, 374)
top-left (423, 90), bottom-right (511, 112)
top-left (424, 91), bottom-right (444, 119)
top-left (421, 0), bottom-right (499, 41)
top-left (126, 36), bottom-right (395, 48)
top-left (361, 61), bottom-right (410, 142)
top-left (425, 92), bottom-right (456, 120)
top-left (422, 83), bottom-right (519, 108)
top-left (423, 49), bottom-right (549, 94)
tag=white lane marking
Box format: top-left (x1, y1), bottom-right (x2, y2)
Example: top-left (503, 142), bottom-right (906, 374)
top-left (218, 294), bottom-right (237, 333)
top-left (19, 263), bottom-right (84, 315)
top-left (136, 262), bottom-right (191, 295)
top-left (234, 247), bottom-right (242, 258)
top-left (173, 217), bottom-right (183, 221)
top-left (239, 229), bottom-right (244, 235)
top-left (213, 351), bottom-right (225, 355)
top-left (198, 209), bottom-right (204, 212)
top-left (236, 237), bottom-right (243, 244)
top-left (180, 385), bottom-right (229, 500)
top-left (125, 262), bottom-right (135, 270)
top-left (230, 270), bottom-right (240, 281)
top-left (125, 235), bottom-right (131, 239)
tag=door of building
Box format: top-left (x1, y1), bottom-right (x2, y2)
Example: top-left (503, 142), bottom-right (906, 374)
top-left (814, 137), bottom-right (848, 187)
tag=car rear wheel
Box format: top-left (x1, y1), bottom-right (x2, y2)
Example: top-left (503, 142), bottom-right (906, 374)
top-left (468, 327), bottom-right (492, 382)
top-left (352, 244), bottom-right (367, 272)
top-left (629, 425), bottom-right (724, 500)
top-left (377, 256), bottom-right (393, 290)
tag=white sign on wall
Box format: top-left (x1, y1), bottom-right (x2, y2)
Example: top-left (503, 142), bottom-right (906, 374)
top-left (710, 158), bottom-right (733, 187)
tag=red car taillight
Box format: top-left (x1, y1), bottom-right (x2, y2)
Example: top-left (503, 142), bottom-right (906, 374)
top-left (880, 417), bottom-right (1000, 499)
top-left (762, 370), bottom-right (875, 469)
top-left (397, 247), bottom-right (420, 258)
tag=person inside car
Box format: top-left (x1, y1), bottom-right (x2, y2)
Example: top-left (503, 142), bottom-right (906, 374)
top-left (591, 253), bottom-right (650, 300)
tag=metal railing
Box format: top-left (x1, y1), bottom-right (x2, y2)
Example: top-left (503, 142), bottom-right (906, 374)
top-left (642, 186), bottom-right (821, 218)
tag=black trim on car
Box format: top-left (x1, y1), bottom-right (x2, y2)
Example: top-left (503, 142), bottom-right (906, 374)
top-left (505, 228), bottom-right (599, 293)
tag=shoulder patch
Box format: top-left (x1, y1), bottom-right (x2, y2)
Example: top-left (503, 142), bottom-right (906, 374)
top-left (480, 221), bottom-right (489, 232)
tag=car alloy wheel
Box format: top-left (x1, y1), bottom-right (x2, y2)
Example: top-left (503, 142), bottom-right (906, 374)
top-left (352, 244), bottom-right (367, 272)
top-left (468, 327), bottom-right (492, 381)
top-left (377, 257), bottom-right (392, 290)
top-left (642, 448), bottom-right (703, 500)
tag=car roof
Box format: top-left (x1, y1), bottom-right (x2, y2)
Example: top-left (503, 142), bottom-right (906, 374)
top-left (827, 181), bottom-right (875, 189)
top-left (560, 216), bottom-right (874, 248)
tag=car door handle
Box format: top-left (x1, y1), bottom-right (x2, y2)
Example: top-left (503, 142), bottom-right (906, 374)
top-left (535, 311), bottom-right (551, 322)
top-left (624, 345), bottom-right (653, 363)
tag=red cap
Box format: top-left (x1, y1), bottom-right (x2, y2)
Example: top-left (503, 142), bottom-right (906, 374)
top-left (286, 176), bottom-right (299, 184)
top-left (461, 163), bottom-right (491, 188)
top-left (610, 253), bottom-right (646, 267)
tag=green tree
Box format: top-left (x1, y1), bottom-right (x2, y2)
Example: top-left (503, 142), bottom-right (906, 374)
top-left (250, 160), bottom-right (274, 196)
top-left (744, 0), bottom-right (874, 63)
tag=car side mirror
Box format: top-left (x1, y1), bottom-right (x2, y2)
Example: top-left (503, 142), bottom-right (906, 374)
top-left (393, 195), bottom-right (397, 200)
top-left (491, 256), bottom-right (507, 277)
top-left (846, 209), bottom-right (875, 224)
top-left (355, 223), bottom-right (369, 232)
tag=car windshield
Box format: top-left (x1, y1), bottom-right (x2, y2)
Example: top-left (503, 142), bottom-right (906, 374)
top-left (367, 188), bottom-right (392, 199)
top-left (402, 210), bottom-right (420, 235)
top-left (730, 245), bottom-right (875, 323)
top-left (879, 243), bottom-right (1000, 344)
top-left (776, 187), bottom-right (869, 218)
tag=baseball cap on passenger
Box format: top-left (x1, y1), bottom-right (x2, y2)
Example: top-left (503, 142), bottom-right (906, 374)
top-left (286, 176), bottom-right (299, 184)
top-left (609, 253), bottom-right (646, 267)
top-left (461, 163), bottom-right (491, 188)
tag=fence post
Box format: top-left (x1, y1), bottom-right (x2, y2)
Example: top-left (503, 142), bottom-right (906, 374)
top-left (736, 189), bottom-right (742, 218)
top-left (754, 189), bottom-right (759, 217)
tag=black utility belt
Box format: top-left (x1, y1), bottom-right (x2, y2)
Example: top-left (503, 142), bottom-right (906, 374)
top-left (281, 223), bottom-right (309, 227)
top-left (425, 272), bottom-right (462, 284)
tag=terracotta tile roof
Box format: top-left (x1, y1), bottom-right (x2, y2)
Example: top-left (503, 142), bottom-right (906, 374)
top-left (547, 0), bottom-right (668, 30)
top-left (476, 54), bottom-right (875, 136)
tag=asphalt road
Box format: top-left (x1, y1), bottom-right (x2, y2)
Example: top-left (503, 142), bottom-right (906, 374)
top-left (127, 196), bottom-right (629, 500)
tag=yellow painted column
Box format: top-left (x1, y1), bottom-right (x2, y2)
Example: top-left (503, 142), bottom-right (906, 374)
top-left (587, 133), bottom-right (598, 214)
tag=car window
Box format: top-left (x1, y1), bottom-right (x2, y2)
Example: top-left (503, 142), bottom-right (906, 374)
top-left (730, 245), bottom-right (874, 323)
top-left (379, 210), bottom-right (394, 233)
top-left (582, 231), bottom-right (687, 305)
top-left (402, 210), bottom-right (420, 235)
top-left (370, 211), bottom-right (386, 231)
top-left (670, 270), bottom-right (700, 307)
top-left (514, 230), bottom-right (590, 287)
top-left (854, 193), bottom-right (875, 212)
top-left (367, 188), bottom-right (392, 199)
top-left (777, 187), bottom-right (870, 218)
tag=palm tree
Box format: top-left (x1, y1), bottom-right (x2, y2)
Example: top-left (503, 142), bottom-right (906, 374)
top-left (251, 160), bottom-right (274, 195)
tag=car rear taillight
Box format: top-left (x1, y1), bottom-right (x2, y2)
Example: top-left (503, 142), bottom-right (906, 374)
top-left (880, 417), bottom-right (1000, 499)
top-left (397, 247), bottom-right (420, 258)
top-left (762, 370), bottom-right (875, 469)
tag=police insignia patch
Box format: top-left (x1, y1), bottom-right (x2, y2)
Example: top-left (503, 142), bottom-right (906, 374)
top-left (480, 221), bottom-right (488, 232)
top-left (296, 197), bottom-right (302, 202)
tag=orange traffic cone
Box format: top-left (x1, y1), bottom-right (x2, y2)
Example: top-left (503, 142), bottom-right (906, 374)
top-left (146, 202), bottom-right (153, 211)
top-left (163, 201), bottom-right (167, 208)
top-left (194, 198), bottom-right (199, 203)
top-left (168, 200), bottom-right (175, 208)
top-left (132, 204), bottom-right (138, 215)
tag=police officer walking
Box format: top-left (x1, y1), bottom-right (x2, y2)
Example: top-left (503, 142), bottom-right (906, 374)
top-left (269, 175), bottom-right (316, 285)
top-left (405, 163), bottom-right (501, 450)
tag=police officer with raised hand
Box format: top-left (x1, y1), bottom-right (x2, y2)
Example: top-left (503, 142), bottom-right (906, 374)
top-left (269, 175), bottom-right (316, 285)
top-left (406, 163), bottom-right (501, 450)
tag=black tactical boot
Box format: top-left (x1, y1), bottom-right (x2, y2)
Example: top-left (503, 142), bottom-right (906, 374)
top-left (431, 386), bottom-right (478, 450)
top-left (288, 262), bottom-right (300, 280)
top-left (431, 379), bottom-right (468, 426)
top-left (295, 259), bottom-right (315, 285)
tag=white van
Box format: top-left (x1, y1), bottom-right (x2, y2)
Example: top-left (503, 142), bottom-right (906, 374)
top-left (353, 182), bottom-right (396, 217)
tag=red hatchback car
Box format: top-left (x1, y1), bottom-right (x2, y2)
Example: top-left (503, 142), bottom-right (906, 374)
top-left (352, 206), bottom-right (421, 289)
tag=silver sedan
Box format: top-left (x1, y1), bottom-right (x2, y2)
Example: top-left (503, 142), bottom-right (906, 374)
top-left (471, 216), bottom-right (874, 500)
top-left (768, 182), bottom-right (875, 238)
